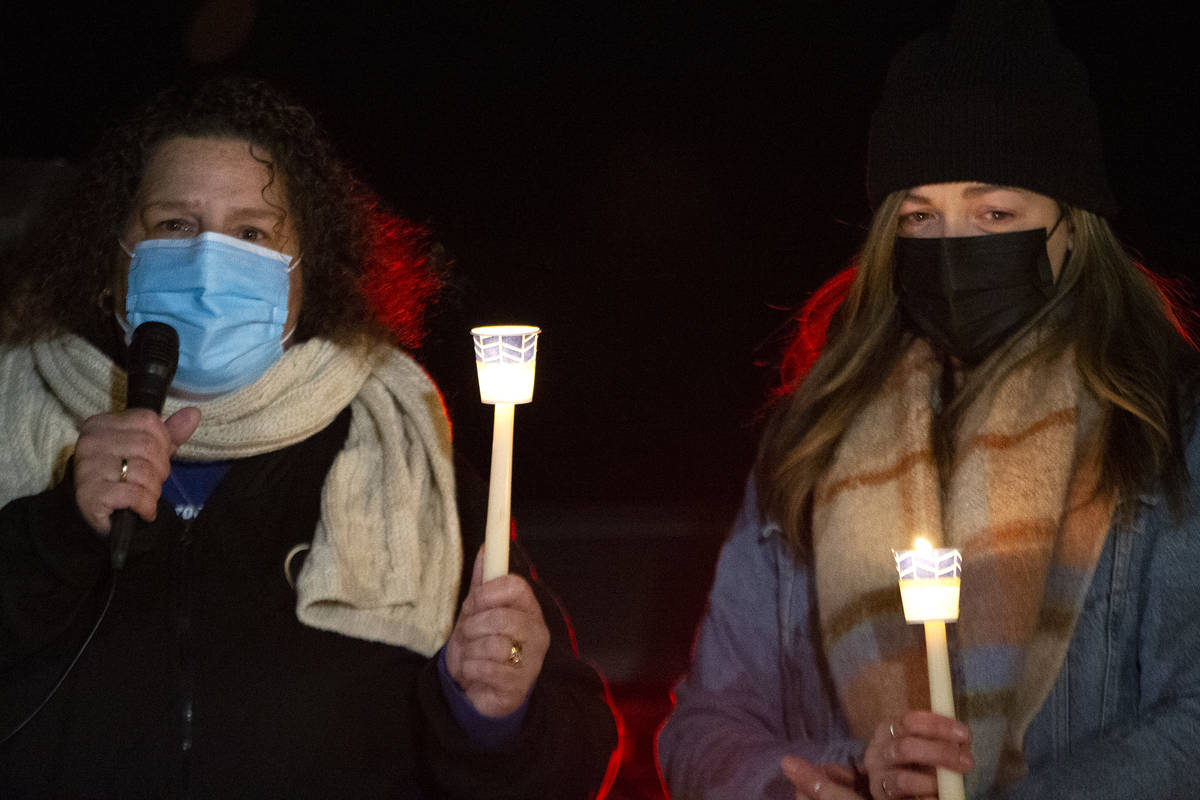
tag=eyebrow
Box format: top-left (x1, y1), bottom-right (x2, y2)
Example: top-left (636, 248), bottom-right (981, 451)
top-left (141, 200), bottom-right (284, 224)
top-left (903, 184), bottom-right (1030, 203)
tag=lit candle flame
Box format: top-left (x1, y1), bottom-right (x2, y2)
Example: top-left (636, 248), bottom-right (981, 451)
top-left (914, 537), bottom-right (933, 551)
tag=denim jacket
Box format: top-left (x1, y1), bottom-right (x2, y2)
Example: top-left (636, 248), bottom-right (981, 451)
top-left (658, 420), bottom-right (1200, 800)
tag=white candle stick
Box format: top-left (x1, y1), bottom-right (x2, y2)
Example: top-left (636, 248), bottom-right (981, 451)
top-left (471, 325), bottom-right (539, 581)
top-left (894, 538), bottom-right (966, 800)
top-left (483, 402), bottom-right (515, 580)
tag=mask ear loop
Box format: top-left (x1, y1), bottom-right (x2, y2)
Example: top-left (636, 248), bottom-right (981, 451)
top-left (1045, 211), bottom-right (1066, 242)
top-left (281, 251), bottom-right (303, 345)
top-left (1046, 205), bottom-right (1074, 280)
top-left (110, 238), bottom-right (138, 337)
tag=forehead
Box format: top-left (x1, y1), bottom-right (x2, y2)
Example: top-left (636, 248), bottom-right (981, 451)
top-left (137, 135), bottom-right (288, 211)
top-left (902, 182), bottom-right (1040, 203)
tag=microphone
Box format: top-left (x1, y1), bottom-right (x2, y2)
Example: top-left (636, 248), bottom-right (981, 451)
top-left (110, 321), bottom-right (179, 570)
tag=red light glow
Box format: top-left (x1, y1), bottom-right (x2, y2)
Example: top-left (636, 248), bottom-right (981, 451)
top-left (776, 265), bottom-right (857, 395)
top-left (359, 208), bottom-right (443, 351)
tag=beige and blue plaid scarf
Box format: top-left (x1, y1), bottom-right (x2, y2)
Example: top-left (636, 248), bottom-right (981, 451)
top-left (812, 337), bottom-right (1114, 796)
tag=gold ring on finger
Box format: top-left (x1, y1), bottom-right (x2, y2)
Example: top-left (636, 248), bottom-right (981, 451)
top-left (119, 458), bottom-right (129, 483)
top-left (507, 639), bottom-right (523, 666)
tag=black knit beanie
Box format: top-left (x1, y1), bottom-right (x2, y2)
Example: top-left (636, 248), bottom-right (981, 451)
top-left (866, 0), bottom-right (1117, 217)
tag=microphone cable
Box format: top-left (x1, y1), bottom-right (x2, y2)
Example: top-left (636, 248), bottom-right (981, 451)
top-left (2, 322), bottom-right (177, 746)
top-left (0, 567), bottom-right (118, 747)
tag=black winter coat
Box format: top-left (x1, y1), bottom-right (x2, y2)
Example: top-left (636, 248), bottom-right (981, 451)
top-left (0, 408), bottom-right (618, 798)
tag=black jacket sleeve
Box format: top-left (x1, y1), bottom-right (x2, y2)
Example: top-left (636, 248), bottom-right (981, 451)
top-left (0, 465), bottom-right (113, 669)
top-left (0, 464), bottom-right (135, 748)
top-left (414, 454), bottom-right (620, 800)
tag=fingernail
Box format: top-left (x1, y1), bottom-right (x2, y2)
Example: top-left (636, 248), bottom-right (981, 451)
top-left (955, 723), bottom-right (970, 742)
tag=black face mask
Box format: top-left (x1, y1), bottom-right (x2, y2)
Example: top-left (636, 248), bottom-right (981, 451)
top-left (893, 227), bottom-right (1058, 365)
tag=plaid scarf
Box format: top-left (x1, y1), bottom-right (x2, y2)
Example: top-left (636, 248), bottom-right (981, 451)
top-left (812, 338), bottom-right (1114, 796)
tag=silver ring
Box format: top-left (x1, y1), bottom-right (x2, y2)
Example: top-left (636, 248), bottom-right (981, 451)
top-left (889, 721), bottom-right (896, 739)
top-left (881, 775), bottom-right (895, 800)
top-left (119, 458), bottom-right (129, 483)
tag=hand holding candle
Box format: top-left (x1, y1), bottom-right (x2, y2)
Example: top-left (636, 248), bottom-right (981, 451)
top-left (894, 538), bottom-right (966, 800)
top-left (471, 325), bottom-right (539, 581)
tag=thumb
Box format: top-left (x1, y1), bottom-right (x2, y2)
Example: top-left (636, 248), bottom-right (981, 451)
top-left (470, 544), bottom-right (485, 589)
top-left (164, 406), bottom-right (201, 452)
top-left (781, 755), bottom-right (824, 794)
top-left (459, 546), bottom-right (486, 616)
top-left (781, 755), bottom-right (808, 783)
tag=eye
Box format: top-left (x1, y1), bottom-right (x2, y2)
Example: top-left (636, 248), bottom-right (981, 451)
top-left (153, 218), bottom-right (196, 237)
top-left (898, 210), bottom-right (933, 231)
top-left (983, 209), bottom-right (1014, 223)
top-left (236, 227), bottom-right (268, 242)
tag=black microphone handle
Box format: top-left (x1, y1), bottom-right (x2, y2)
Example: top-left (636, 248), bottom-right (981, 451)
top-left (110, 322), bottom-right (178, 570)
top-left (109, 512), bottom-right (139, 570)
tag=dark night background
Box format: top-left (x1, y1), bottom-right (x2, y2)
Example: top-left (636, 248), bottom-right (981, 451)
top-left (2, 2), bottom-right (1197, 796)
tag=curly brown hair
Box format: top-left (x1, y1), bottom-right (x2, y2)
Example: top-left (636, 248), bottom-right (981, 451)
top-left (0, 74), bottom-right (442, 351)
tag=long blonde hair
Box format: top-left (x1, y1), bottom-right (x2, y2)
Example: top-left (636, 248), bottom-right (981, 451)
top-left (756, 191), bottom-right (1199, 558)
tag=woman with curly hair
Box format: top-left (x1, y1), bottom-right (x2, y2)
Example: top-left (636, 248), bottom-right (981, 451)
top-left (658, 2), bottom-right (1200, 799)
top-left (0, 75), bottom-right (617, 798)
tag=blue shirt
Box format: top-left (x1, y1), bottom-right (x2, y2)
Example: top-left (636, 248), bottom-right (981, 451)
top-left (163, 460), bottom-right (231, 520)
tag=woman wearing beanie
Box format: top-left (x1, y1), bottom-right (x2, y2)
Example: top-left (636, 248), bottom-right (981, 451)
top-left (658, 2), bottom-right (1200, 799)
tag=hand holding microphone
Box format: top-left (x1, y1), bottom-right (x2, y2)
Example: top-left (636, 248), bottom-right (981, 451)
top-left (70, 322), bottom-right (199, 568)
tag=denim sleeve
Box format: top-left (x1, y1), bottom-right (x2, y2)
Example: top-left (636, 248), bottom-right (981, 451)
top-left (657, 478), bottom-right (861, 800)
top-left (1002, 425), bottom-right (1200, 800)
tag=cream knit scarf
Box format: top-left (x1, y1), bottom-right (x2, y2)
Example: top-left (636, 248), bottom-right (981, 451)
top-left (0, 334), bottom-right (461, 657)
top-left (811, 337), bottom-right (1114, 796)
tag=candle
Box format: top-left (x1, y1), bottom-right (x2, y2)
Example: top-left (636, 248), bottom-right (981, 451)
top-left (894, 538), bottom-right (966, 800)
top-left (471, 325), bottom-right (539, 581)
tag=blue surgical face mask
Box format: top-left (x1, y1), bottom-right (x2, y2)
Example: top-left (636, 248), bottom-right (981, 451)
top-left (117, 232), bottom-right (299, 396)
